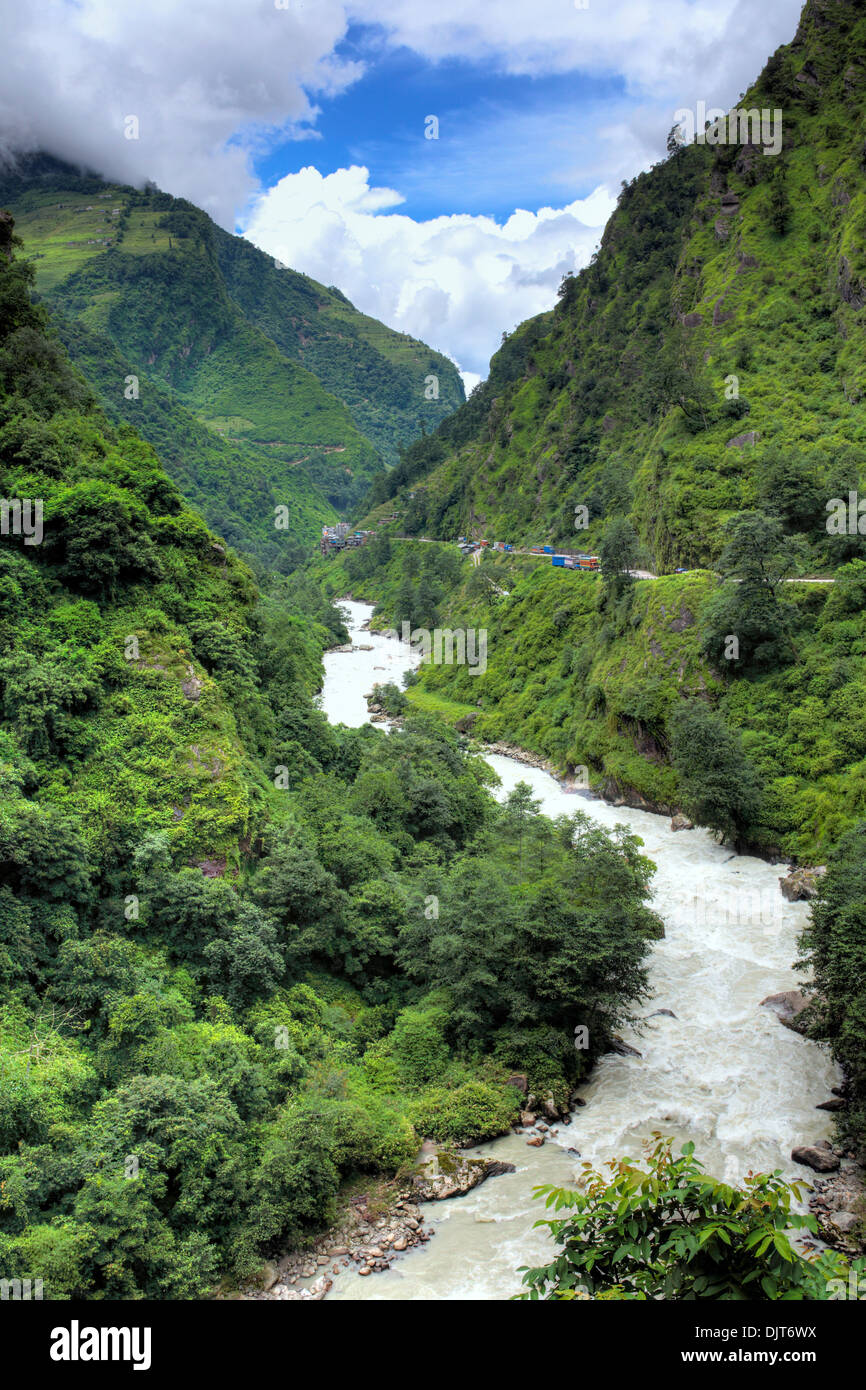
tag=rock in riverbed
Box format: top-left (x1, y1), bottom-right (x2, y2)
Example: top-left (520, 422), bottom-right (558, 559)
top-left (412, 1149), bottom-right (516, 1200)
top-left (778, 866), bottom-right (825, 901)
top-left (760, 990), bottom-right (812, 1033)
top-left (792, 1143), bottom-right (840, 1173)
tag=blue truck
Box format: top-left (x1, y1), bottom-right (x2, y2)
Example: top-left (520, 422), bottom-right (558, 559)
top-left (551, 555), bottom-right (566, 567)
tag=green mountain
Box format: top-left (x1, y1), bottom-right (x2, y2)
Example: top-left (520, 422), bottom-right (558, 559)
top-left (337, 0), bottom-right (866, 861)
top-left (377, 0), bottom-right (866, 557)
top-left (0, 212), bottom-right (663, 1297)
top-left (0, 153), bottom-right (463, 562)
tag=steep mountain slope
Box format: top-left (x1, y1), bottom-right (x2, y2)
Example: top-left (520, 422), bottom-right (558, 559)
top-left (0, 154), bottom-right (464, 558)
top-left (379, 0), bottom-right (866, 567)
top-left (337, 0), bottom-right (866, 862)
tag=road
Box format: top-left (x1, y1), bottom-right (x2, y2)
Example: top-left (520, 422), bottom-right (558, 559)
top-left (397, 539), bottom-right (835, 584)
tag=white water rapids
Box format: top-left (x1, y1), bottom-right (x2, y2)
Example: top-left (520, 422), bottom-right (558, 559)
top-left (317, 600), bottom-right (839, 1300)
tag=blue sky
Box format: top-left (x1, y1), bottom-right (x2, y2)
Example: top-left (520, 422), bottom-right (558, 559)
top-left (252, 28), bottom-right (628, 224)
top-left (3, 0), bottom-right (805, 380)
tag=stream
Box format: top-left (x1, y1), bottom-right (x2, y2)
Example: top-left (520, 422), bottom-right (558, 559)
top-left (317, 599), bottom-right (840, 1300)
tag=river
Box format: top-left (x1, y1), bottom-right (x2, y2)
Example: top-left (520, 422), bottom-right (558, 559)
top-left (317, 599), bottom-right (839, 1300)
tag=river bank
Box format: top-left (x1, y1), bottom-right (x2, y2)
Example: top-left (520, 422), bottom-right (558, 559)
top-left (303, 599), bottom-right (862, 1298)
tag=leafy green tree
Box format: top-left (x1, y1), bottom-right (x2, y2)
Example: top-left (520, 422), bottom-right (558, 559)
top-left (769, 164), bottom-right (792, 235)
top-left (519, 1136), bottom-right (858, 1300)
top-left (700, 512), bottom-right (804, 669)
top-left (797, 822), bottom-right (866, 1158)
top-left (669, 700), bottom-right (762, 846)
top-left (599, 515), bottom-right (640, 603)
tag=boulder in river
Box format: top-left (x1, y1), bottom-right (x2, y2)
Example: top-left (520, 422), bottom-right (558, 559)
top-left (791, 1144), bottom-right (840, 1173)
top-left (411, 1148), bottom-right (515, 1201)
top-left (829, 1212), bottom-right (859, 1234)
top-left (670, 813), bottom-right (694, 831)
top-left (779, 866), bottom-right (825, 901)
top-left (760, 990), bottom-right (813, 1033)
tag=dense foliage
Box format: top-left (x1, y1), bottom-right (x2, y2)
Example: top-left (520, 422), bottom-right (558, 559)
top-left (519, 1136), bottom-right (862, 1300)
top-left (0, 154), bottom-right (463, 561)
top-left (798, 825), bottom-right (866, 1160)
top-left (0, 220), bottom-right (656, 1298)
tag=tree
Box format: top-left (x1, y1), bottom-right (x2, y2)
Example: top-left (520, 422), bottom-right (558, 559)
top-left (669, 700), bottom-right (762, 847)
top-left (639, 323), bottom-right (716, 431)
top-left (769, 164), bottom-right (791, 235)
top-left (519, 1136), bottom-right (859, 1300)
top-left (797, 822), bottom-right (866, 1158)
top-left (599, 515), bottom-right (640, 603)
top-left (699, 511), bottom-right (805, 669)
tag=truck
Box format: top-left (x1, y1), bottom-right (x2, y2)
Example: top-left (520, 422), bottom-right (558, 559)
top-left (543, 546), bottom-right (554, 554)
top-left (551, 555), bottom-right (566, 567)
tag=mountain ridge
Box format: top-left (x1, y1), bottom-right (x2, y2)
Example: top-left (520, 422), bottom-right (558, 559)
top-left (0, 152), bottom-right (464, 561)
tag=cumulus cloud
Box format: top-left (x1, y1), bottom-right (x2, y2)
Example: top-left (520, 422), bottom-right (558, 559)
top-left (243, 165), bottom-right (615, 376)
top-left (0, 0), bottom-right (361, 226)
top-left (0, 0), bottom-right (804, 225)
top-left (0, 0), bottom-right (804, 372)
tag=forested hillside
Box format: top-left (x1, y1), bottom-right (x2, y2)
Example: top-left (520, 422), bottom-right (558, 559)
top-left (0, 217), bottom-right (658, 1298)
top-left (336, 0), bottom-right (866, 864)
top-left (378, 0), bottom-right (866, 563)
top-left (0, 154), bottom-right (464, 561)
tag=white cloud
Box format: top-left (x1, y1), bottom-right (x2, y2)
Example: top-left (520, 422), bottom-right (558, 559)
top-left (243, 165), bottom-right (615, 376)
top-left (0, 0), bottom-right (361, 226)
top-left (0, 0), bottom-right (804, 227)
top-left (349, 0), bottom-right (800, 97)
top-left (0, 0), bottom-right (805, 373)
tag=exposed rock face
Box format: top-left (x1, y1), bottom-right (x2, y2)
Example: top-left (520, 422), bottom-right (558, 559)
top-left (779, 865), bottom-right (825, 901)
top-left (181, 664), bottom-right (203, 700)
top-left (809, 1161), bottom-right (865, 1255)
top-left (760, 989), bottom-right (812, 1034)
top-left (197, 856), bottom-right (227, 879)
top-left (791, 1143), bottom-right (840, 1173)
top-left (726, 429), bottom-right (760, 448)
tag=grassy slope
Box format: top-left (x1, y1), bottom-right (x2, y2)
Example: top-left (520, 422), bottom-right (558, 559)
top-left (0, 156), bottom-right (464, 558)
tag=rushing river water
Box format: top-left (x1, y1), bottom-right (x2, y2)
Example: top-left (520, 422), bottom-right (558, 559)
top-left (318, 599), bottom-right (840, 1300)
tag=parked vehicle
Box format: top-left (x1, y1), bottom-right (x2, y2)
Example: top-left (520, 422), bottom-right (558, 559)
top-left (552, 555), bottom-right (566, 567)
top-left (543, 546), bottom-right (554, 554)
